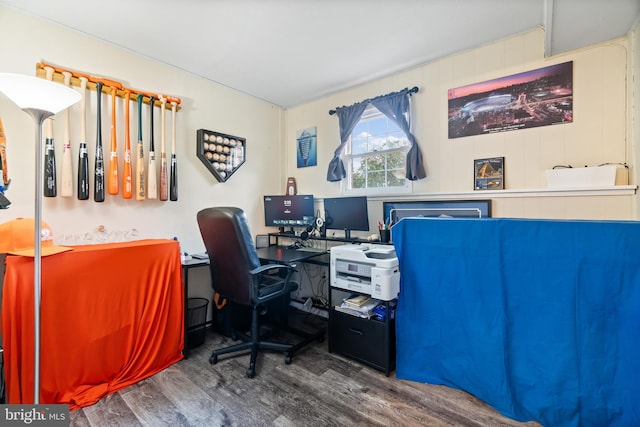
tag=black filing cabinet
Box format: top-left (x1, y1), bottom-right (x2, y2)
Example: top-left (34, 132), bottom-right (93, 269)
top-left (329, 307), bottom-right (395, 375)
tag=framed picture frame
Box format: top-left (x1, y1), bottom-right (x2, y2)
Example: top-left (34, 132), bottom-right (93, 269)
top-left (474, 157), bottom-right (504, 190)
top-left (296, 126), bottom-right (317, 168)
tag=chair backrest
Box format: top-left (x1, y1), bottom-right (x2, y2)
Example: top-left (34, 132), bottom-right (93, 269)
top-left (196, 207), bottom-right (261, 306)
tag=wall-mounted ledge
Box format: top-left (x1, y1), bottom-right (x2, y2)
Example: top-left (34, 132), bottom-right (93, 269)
top-left (367, 185), bottom-right (637, 201)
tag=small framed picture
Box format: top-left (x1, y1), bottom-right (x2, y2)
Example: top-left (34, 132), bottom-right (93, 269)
top-left (474, 157), bottom-right (504, 190)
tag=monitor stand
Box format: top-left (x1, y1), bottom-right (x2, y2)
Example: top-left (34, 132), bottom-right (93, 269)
top-left (344, 230), bottom-right (351, 240)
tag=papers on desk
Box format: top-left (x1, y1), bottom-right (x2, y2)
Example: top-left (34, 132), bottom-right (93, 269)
top-left (335, 296), bottom-right (381, 318)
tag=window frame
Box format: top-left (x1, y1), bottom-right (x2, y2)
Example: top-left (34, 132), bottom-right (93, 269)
top-left (341, 105), bottom-right (412, 196)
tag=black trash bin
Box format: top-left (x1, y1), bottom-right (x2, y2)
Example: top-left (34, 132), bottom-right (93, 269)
top-left (187, 298), bottom-right (209, 349)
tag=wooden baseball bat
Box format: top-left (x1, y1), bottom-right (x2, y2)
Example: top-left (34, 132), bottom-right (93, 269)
top-left (60, 71), bottom-right (73, 197)
top-left (77, 77), bottom-right (90, 200)
top-left (135, 96), bottom-right (145, 201)
top-left (169, 101), bottom-right (178, 201)
top-left (122, 90), bottom-right (132, 199)
top-left (147, 96), bottom-right (157, 200)
top-left (108, 86), bottom-right (119, 195)
top-left (94, 81), bottom-right (105, 202)
top-left (43, 66), bottom-right (57, 197)
top-left (159, 96), bottom-right (168, 201)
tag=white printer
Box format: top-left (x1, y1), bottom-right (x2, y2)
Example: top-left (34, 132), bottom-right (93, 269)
top-left (330, 244), bottom-right (400, 301)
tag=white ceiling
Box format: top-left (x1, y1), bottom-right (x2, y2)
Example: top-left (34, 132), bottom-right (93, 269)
top-left (1, 0), bottom-right (639, 108)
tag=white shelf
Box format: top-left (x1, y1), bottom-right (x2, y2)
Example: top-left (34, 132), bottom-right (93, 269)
top-left (368, 185), bottom-right (637, 201)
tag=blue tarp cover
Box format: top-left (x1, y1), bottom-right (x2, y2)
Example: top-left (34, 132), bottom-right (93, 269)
top-left (393, 218), bottom-right (640, 427)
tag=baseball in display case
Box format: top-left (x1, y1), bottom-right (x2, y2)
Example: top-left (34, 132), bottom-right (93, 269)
top-left (196, 129), bottom-right (246, 182)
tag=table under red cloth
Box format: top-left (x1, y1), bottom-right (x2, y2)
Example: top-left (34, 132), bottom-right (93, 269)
top-left (1, 239), bottom-right (184, 410)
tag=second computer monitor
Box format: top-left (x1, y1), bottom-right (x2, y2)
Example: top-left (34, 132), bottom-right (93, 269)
top-left (323, 196), bottom-right (369, 240)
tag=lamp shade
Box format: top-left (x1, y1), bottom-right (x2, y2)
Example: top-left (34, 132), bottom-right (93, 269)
top-left (0, 73), bottom-right (81, 114)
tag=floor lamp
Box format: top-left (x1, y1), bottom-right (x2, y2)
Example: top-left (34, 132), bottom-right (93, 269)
top-left (0, 73), bottom-right (81, 404)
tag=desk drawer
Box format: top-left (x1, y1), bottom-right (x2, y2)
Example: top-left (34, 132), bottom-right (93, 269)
top-left (330, 310), bottom-right (394, 372)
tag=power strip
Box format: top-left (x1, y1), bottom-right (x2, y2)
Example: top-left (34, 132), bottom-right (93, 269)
top-left (289, 300), bottom-right (328, 319)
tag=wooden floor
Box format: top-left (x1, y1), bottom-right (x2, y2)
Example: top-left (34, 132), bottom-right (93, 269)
top-left (69, 311), bottom-right (541, 427)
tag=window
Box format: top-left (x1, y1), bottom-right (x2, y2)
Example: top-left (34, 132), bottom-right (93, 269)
top-left (343, 105), bottom-right (411, 194)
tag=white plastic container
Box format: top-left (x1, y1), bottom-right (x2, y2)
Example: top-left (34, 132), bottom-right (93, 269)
top-left (545, 164), bottom-right (627, 188)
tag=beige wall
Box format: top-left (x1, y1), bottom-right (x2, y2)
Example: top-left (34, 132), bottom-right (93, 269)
top-left (1, 8), bottom-right (639, 250)
top-left (284, 28), bottom-right (637, 225)
top-left (0, 7), bottom-right (284, 254)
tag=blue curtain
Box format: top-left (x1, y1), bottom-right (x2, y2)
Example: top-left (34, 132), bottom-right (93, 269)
top-left (327, 88), bottom-right (425, 182)
top-left (326, 101), bottom-right (368, 182)
top-left (371, 91), bottom-right (426, 180)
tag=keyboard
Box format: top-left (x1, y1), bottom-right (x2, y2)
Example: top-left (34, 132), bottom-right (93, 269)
top-left (295, 247), bottom-right (327, 253)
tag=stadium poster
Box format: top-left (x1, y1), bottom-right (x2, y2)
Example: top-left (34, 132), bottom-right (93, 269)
top-left (448, 61), bottom-right (573, 139)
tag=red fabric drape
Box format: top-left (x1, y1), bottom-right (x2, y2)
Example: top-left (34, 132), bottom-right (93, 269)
top-left (2, 239), bottom-right (184, 409)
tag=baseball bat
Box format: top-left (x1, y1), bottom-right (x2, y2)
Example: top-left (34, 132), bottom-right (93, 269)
top-left (60, 71), bottom-right (73, 197)
top-left (0, 115), bottom-right (10, 189)
top-left (147, 96), bottom-right (157, 200)
top-left (43, 66), bottom-right (57, 197)
top-left (122, 90), bottom-right (132, 199)
top-left (78, 77), bottom-right (90, 200)
top-left (94, 81), bottom-right (105, 202)
top-left (169, 101), bottom-right (178, 201)
top-left (159, 96), bottom-right (168, 201)
top-left (0, 152), bottom-right (4, 192)
top-left (135, 96), bottom-right (145, 200)
top-left (108, 86), bottom-right (119, 195)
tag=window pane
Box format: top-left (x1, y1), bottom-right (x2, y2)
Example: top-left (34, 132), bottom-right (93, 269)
top-left (386, 151), bottom-right (406, 169)
top-left (365, 152), bottom-right (386, 172)
top-left (388, 168), bottom-right (406, 186)
top-left (351, 157), bottom-right (366, 189)
top-left (388, 131), bottom-right (410, 148)
top-left (352, 121), bottom-right (368, 141)
top-left (369, 135), bottom-right (388, 152)
top-left (367, 171), bottom-right (387, 188)
top-left (368, 117), bottom-right (387, 136)
top-left (352, 135), bottom-right (369, 155)
top-left (388, 119), bottom-right (402, 133)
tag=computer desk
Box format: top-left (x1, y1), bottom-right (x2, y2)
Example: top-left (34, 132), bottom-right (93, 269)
top-left (255, 245), bottom-right (330, 266)
top-left (181, 257), bottom-right (210, 358)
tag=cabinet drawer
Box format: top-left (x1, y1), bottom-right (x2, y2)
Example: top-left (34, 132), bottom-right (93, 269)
top-left (330, 310), bottom-right (393, 370)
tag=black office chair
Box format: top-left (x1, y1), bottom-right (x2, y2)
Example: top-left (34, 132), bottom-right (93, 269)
top-left (197, 207), bottom-right (322, 378)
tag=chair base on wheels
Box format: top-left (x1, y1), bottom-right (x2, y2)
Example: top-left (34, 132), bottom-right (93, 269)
top-left (209, 304), bottom-right (324, 378)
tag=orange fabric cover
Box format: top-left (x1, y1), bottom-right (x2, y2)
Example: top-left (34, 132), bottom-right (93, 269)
top-left (1, 239), bottom-right (184, 410)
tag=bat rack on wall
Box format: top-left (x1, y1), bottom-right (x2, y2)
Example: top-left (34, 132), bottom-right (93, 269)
top-left (35, 61), bottom-right (182, 110)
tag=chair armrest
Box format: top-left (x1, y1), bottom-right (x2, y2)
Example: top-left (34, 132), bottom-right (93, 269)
top-left (250, 263), bottom-right (298, 303)
top-left (250, 264), bottom-right (296, 276)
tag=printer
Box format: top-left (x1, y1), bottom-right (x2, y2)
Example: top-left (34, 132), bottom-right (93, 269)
top-left (330, 244), bottom-right (400, 301)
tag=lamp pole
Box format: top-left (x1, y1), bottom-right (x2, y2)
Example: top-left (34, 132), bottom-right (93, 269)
top-left (22, 108), bottom-right (53, 403)
top-left (0, 73), bottom-right (80, 404)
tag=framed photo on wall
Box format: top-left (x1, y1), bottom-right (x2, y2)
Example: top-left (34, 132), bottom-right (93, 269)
top-left (448, 61), bottom-right (573, 139)
top-left (474, 157), bottom-right (504, 190)
top-left (296, 126), bottom-right (317, 168)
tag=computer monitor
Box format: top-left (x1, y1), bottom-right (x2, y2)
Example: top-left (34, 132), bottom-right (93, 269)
top-left (323, 196), bottom-right (369, 240)
top-left (263, 194), bottom-right (315, 229)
